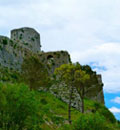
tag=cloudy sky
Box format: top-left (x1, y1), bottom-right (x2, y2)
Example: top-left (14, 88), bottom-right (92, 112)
top-left (0, 0), bottom-right (120, 120)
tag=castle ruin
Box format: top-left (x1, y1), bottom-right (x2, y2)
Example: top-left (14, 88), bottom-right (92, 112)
top-left (11, 27), bottom-right (41, 53)
top-left (0, 27), bottom-right (104, 111)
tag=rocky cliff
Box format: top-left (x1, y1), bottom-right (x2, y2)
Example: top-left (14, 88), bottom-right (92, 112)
top-left (0, 27), bottom-right (104, 109)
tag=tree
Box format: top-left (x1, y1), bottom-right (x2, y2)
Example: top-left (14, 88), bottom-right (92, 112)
top-left (74, 66), bottom-right (90, 113)
top-left (22, 55), bottom-right (51, 90)
top-left (0, 83), bottom-right (43, 129)
top-left (54, 63), bottom-right (90, 123)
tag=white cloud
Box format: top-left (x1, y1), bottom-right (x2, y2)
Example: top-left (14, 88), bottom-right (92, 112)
top-left (109, 107), bottom-right (120, 113)
top-left (0, 0), bottom-right (120, 93)
top-left (111, 97), bottom-right (120, 104)
top-left (71, 43), bottom-right (120, 93)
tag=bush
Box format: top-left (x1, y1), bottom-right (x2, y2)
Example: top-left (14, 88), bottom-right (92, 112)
top-left (73, 113), bottom-right (109, 130)
top-left (40, 98), bottom-right (48, 105)
top-left (2, 39), bottom-right (8, 45)
top-left (59, 124), bottom-right (71, 130)
top-left (22, 55), bottom-right (51, 90)
top-left (0, 83), bottom-right (43, 129)
top-left (98, 106), bottom-right (116, 124)
top-left (51, 115), bottom-right (64, 125)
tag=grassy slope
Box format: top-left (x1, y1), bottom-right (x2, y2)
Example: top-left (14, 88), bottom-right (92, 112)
top-left (37, 91), bottom-right (80, 130)
top-left (36, 91), bottom-right (120, 130)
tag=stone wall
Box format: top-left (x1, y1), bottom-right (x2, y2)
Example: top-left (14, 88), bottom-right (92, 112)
top-left (0, 27), bottom-right (41, 70)
top-left (0, 35), bottom-right (36, 70)
top-left (38, 51), bottom-right (71, 74)
top-left (11, 27), bottom-right (41, 53)
top-left (0, 36), bottom-right (23, 70)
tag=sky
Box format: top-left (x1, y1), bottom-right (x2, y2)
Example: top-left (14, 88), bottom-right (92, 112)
top-left (0, 0), bottom-right (120, 120)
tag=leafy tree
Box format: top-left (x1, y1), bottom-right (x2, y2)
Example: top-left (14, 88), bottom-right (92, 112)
top-left (22, 55), bottom-right (51, 90)
top-left (74, 65), bottom-right (90, 113)
top-left (0, 83), bottom-right (43, 129)
top-left (54, 63), bottom-right (90, 123)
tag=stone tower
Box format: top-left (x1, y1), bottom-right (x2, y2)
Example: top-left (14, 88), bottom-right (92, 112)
top-left (11, 27), bottom-right (41, 53)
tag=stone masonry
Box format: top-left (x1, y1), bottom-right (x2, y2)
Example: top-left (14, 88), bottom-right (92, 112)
top-left (11, 27), bottom-right (41, 53)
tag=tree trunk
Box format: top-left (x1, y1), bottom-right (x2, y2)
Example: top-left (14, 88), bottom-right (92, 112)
top-left (81, 87), bottom-right (84, 113)
top-left (81, 97), bottom-right (84, 113)
top-left (68, 86), bottom-right (73, 124)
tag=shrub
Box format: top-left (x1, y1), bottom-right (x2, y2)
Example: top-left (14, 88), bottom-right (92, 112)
top-left (40, 98), bottom-right (48, 105)
top-left (19, 34), bottom-right (23, 39)
top-left (0, 45), bottom-right (2, 50)
top-left (0, 83), bottom-right (43, 129)
top-left (73, 113), bottom-right (109, 130)
top-left (21, 29), bottom-right (24, 33)
top-left (10, 40), bottom-right (14, 46)
top-left (51, 115), bottom-right (64, 125)
top-left (59, 124), bottom-right (71, 130)
top-left (13, 43), bottom-right (17, 49)
top-left (22, 55), bottom-right (51, 90)
top-left (31, 37), bottom-right (35, 41)
top-left (98, 106), bottom-right (116, 124)
top-left (0, 66), bottom-right (22, 83)
top-left (2, 39), bottom-right (8, 45)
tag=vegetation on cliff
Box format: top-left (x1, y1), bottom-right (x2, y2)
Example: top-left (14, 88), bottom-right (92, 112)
top-left (54, 63), bottom-right (90, 123)
top-left (21, 55), bottom-right (51, 90)
top-left (0, 83), bottom-right (119, 130)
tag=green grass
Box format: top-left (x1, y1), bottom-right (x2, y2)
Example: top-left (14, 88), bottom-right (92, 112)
top-left (0, 66), bottom-right (22, 83)
top-left (34, 91), bottom-right (119, 130)
top-left (36, 91), bottom-right (81, 129)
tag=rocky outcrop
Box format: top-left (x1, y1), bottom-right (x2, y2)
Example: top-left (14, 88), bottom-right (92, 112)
top-left (84, 75), bottom-right (104, 103)
top-left (49, 83), bottom-right (82, 111)
top-left (49, 74), bottom-right (104, 112)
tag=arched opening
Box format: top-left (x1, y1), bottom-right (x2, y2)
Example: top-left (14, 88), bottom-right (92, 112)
top-left (47, 55), bottom-right (54, 60)
top-left (47, 55), bottom-right (55, 66)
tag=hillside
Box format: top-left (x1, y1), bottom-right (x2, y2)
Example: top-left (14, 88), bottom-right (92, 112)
top-left (0, 27), bottom-right (119, 130)
top-left (0, 82), bottom-right (119, 130)
top-left (35, 91), bottom-right (120, 130)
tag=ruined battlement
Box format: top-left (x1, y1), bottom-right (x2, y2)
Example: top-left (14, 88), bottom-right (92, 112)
top-left (11, 27), bottom-right (41, 53)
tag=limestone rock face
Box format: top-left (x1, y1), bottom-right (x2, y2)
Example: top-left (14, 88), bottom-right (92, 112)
top-left (49, 83), bottom-right (82, 111)
top-left (11, 27), bottom-right (41, 53)
top-left (85, 75), bottom-right (104, 103)
top-left (49, 74), bottom-right (104, 112)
